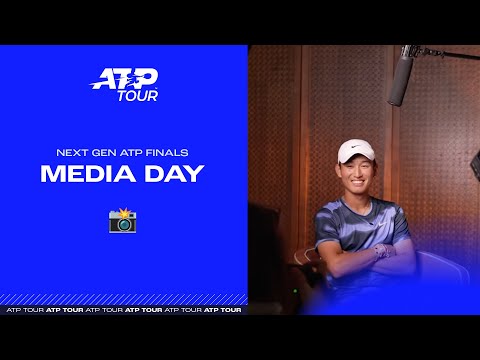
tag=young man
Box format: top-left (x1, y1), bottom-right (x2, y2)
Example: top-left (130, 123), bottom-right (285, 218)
top-left (314, 139), bottom-right (416, 304)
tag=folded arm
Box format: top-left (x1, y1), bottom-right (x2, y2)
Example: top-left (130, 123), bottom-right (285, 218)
top-left (316, 238), bottom-right (416, 279)
top-left (316, 241), bottom-right (379, 278)
top-left (370, 238), bottom-right (416, 276)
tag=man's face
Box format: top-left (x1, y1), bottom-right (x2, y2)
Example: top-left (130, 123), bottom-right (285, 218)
top-left (335, 154), bottom-right (376, 196)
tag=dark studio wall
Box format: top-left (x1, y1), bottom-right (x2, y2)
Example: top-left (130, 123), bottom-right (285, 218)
top-left (248, 45), bottom-right (480, 287)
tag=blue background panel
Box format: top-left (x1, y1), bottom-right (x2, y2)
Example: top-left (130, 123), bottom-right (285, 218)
top-left (0, 45), bottom-right (247, 305)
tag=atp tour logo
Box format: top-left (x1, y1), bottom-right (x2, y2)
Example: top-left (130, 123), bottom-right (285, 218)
top-left (90, 68), bottom-right (158, 102)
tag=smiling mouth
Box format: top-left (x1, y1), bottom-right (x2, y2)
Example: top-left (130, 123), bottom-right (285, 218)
top-left (352, 180), bottom-right (364, 186)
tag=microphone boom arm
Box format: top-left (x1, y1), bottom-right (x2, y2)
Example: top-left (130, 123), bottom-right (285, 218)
top-left (388, 45), bottom-right (480, 107)
top-left (409, 45), bottom-right (480, 61)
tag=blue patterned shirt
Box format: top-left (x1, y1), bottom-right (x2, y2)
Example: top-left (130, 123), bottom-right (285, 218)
top-left (314, 196), bottom-right (411, 292)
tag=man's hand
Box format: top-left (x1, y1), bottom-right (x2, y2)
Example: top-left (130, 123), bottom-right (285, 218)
top-left (385, 244), bottom-right (396, 257)
top-left (373, 243), bottom-right (397, 260)
top-left (371, 239), bottom-right (416, 276)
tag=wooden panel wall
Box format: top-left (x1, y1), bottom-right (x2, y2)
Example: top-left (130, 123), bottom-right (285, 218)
top-left (397, 45), bottom-right (480, 279)
top-left (248, 44), bottom-right (480, 283)
top-left (248, 45), bottom-right (301, 258)
top-left (303, 45), bottom-right (390, 248)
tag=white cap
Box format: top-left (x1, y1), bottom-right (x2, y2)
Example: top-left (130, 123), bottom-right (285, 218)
top-left (338, 139), bottom-right (375, 164)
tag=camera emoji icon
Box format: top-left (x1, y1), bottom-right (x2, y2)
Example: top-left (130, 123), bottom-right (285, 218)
top-left (109, 208), bottom-right (136, 233)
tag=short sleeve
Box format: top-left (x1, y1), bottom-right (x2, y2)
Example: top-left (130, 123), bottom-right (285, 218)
top-left (393, 206), bottom-right (411, 244)
top-left (314, 208), bottom-right (340, 249)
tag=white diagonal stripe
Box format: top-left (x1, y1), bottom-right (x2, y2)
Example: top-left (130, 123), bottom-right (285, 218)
top-left (28, 294), bottom-right (41, 305)
top-left (67, 294), bottom-right (77, 305)
top-left (216, 294), bottom-right (227, 305)
top-left (167, 294), bottom-right (179, 305)
top-left (61, 294), bottom-right (73, 305)
top-left (19, 294), bottom-right (31, 305)
top-left (11, 294), bottom-right (23, 305)
top-left (46, 294), bottom-right (59, 305)
top-left (133, 294), bottom-right (147, 305)
top-left (4, 294), bottom-right (15, 305)
top-left (0, 294), bottom-right (11, 305)
top-left (53, 294), bottom-right (65, 305)
top-left (211, 294), bottom-right (222, 304)
top-left (66, 294), bottom-right (76, 304)
top-left (222, 294), bottom-right (234, 305)
top-left (76, 294), bottom-right (86, 304)
top-left (186, 294), bottom-right (197, 305)
top-left (234, 294), bottom-right (245, 305)
top-left (126, 294), bottom-right (137, 305)
top-left (130, 294), bottom-right (139, 305)
top-left (16, 294), bottom-right (29, 305)
top-left (0, 294), bottom-right (11, 304)
top-left (113, 294), bottom-right (124, 305)
top-left (0, 294), bottom-right (13, 305)
top-left (108, 294), bottom-right (120, 305)
top-left (117, 294), bottom-right (130, 305)
top-left (101, 294), bottom-right (113, 305)
top-left (173, 294), bottom-right (185, 305)
top-left (179, 294), bottom-right (191, 305)
top-left (95, 294), bottom-right (108, 305)
top-left (198, 294), bottom-right (210, 305)
top-left (143, 294), bottom-right (155, 305)
top-left (9, 294), bottom-right (19, 304)
top-left (200, 294), bottom-right (211, 304)
top-left (16, 294), bottom-right (26, 304)
top-left (192, 294), bottom-right (202, 304)
top-left (161, 294), bottom-right (174, 305)
top-left (41, 294), bottom-right (54, 305)
top-left (130, 294), bottom-right (141, 305)
top-left (76, 294), bottom-right (89, 305)
top-left (84, 294), bottom-right (96, 305)
top-left (140, 294), bottom-right (151, 305)
top-left (229, 294), bottom-right (240, 304)
top-left (23, 294), bottom-right (36, 305)
top-left (203, 294), bottom-right (216, 305)
top-left (113, 294), bottom-right (125, 305)
top-left (150, 294), bottom-right (163, 305)
top-left (239, 297), bottom-right (248, 305)
top-left (199, 294), bottom-right (210, 305)
top-left (69, 294), bottom-right (80, 305)
top-left (155, 294), bottom-right (167, 305)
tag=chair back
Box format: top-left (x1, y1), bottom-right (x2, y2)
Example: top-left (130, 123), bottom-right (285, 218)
top-left (416, 250), bottom-right (470, 286)
top-left (292, 247), bottom-right (471, 287)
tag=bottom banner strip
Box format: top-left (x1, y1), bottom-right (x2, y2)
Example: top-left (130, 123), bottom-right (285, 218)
top-left (0, 305), bottom-right (248, 315)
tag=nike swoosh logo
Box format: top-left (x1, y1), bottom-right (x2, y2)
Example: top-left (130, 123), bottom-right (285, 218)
top-left (378, 221), bottom-right (387, 227)
top-left (351, 145), bottom-right (360, 148)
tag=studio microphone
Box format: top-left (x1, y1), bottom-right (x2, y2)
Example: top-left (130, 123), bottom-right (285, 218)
top-left (388, 45), bottom-right (418, 107)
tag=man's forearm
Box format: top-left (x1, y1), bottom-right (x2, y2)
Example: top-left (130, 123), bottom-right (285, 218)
top-left (370, 254), bottom-right (416, 276)
top-left (328, 249), bottom-right (377, 278)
